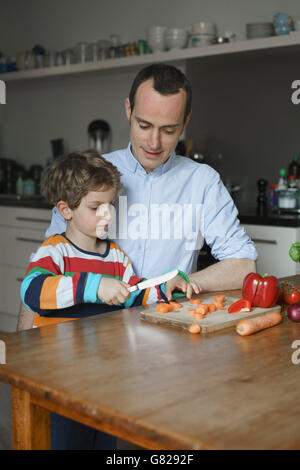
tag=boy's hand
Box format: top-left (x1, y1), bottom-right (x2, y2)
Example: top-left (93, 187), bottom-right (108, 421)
top-left (165, 275), bottom-right (201, 301)
top-left (98, 277), bottom-right (130, 305)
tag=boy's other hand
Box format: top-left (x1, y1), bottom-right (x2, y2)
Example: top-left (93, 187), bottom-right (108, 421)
top-left (98, 277), bottom-right (130, 305)
top-left (165, 275), bottom-right (201, 302)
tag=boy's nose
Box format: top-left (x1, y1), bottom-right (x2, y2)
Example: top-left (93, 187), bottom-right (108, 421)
top-left (96, 203), bottom-right (113, 221)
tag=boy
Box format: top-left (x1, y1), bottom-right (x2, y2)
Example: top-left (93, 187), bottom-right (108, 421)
top-left (21, 150), bottom-right (190, 328)
top-left (20, 149), bottom-right (191, 450)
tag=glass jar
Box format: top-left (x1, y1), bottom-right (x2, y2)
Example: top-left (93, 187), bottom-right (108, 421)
top-left (74, 42), bottom-right (90, 63)
top-left (277, 189), bottom-right (298, 210)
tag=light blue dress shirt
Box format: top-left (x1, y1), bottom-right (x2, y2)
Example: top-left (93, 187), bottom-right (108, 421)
top-left (46, 143), bottom-right (257, 278)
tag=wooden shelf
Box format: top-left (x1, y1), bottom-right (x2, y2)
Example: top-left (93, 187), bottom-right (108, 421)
top-left (2, 33), bottom-right (300, 83)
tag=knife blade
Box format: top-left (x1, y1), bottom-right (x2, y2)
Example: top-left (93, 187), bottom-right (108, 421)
top-left (128, 269), bottom-right (178, 292)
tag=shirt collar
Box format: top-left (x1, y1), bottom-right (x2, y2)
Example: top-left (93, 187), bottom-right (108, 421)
top-left (126, 142), bottom-right (176, 177)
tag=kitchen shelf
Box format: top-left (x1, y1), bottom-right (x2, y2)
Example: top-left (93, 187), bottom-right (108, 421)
top-left (2, 33), bottom-right (300, 83)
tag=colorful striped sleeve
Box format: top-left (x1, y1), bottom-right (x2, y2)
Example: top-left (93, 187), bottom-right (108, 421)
top-left (20, 238), bottom-right (102, 315)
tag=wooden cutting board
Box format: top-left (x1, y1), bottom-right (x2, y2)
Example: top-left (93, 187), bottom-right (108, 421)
top-left (140, 296), bottom-right (282, 334)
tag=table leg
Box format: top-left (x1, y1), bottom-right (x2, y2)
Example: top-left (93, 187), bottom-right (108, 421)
top-left (11, 387), bottom-right (51, 450)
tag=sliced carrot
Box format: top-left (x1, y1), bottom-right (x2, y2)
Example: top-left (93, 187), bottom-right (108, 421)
top-left (169, 301), bottom-right (183, 309)
top-left (188, 323), bottom-right (201, 334)
top-left (208, 303), bottom-right (217, 313)
top-left (156, 303), bottom-right (173, 314)
top-left (188, 309), bottom-right (197, 315)
top-left (193, 313), bottom-right (204, 320)
top-left (190, 298), bottom-right (201, 305)
top-left (214, 295), bottom-right (225, 302)
top-left (196, 304), bottom-right (209, 315)
top-left (214, 301), bottom-right (224, 309)
top-left (236, 312), bottom-right (282, 336)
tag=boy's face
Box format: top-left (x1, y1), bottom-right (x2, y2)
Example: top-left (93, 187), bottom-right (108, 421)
top-left (69, 187), bottom-right (115, 240)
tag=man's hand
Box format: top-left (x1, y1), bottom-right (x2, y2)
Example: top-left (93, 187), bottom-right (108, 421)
top-left (165, 275), bottom-right (201, 301)
top-left (98, 277), bottom-right (130, 305)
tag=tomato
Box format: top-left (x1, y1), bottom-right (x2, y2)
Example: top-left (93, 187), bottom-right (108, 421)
top-left (283, 285), bottom-right (300, 304)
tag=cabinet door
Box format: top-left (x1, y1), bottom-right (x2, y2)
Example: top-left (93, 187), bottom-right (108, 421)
top-left (0, 265), bottom-right (26, 316)
top-left (0, 226), bottom-right (45, 268)
top-left (0, 206), bottom-right (52, 231)
top-left (243, 224), bottom-right (300, 277)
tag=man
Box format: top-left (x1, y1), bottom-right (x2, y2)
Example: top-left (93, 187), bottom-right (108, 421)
top-left (18, 63), bottom-right (257, 331)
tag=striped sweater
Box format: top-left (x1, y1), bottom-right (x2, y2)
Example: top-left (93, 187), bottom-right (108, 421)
top-left (21, 234), bottom-right (168, 327)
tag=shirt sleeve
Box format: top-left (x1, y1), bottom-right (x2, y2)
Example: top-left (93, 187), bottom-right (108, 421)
top-left (21, 244), bottom-right (103, 314)
top-left (202, 168), bottom-right (258, 261)
top-left (45, 207), bottom-right (67, 238)
top-left (120, 255), bottom-right (168, 308)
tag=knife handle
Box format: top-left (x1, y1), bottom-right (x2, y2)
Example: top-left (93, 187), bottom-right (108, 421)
top-left (128, 285), bottom-right (138, 293)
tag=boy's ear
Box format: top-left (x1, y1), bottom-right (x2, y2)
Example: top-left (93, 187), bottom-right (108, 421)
top-left (57, 201), bottom-right (73, 221)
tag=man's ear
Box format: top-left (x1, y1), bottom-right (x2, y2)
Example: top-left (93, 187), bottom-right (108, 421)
top-left (57, 201), bottom-right (73, 221)
top-left (125, 98), bottom-right (131, 122)
top-left (183, 111), bottom-right (192, 131)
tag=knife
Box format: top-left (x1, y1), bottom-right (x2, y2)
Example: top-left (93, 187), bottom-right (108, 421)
top-left (128, 269), bottom-right (178, 292)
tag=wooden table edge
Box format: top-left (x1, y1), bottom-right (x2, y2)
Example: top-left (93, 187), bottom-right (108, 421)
top-left (0, 368), bottom-right (214, 450)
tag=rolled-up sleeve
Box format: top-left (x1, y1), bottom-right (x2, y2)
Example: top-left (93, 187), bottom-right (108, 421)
top-left (203, 169), bottom-right (258, 261)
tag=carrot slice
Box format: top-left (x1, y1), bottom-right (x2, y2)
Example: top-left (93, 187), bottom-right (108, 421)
top-left (188, 309), bottom-right (197, 315)
top-left (188, 323), bottom-right (201, 334)
top-left (190, 298), bottom-right (201, 305)
top-left (236, 312), bottom-right (282, 336)
top-left (156, 303), bottom-right (173, 313)
top-left (208, 303), bottom-right (217, 312)
top-left (214, 301), bottom-right (224, 309)
top-left (196, 304), bottom-right (209, 315)
top-left (169, 301), bottom-right (183, 309)
top-left (214, 295), bottom-right (225, 302)
top-left (193, 313), bottom-right (203, 320)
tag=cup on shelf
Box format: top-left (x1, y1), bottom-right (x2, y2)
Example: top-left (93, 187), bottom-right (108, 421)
top-left (147, 26), bottom-right (167, 52)
top-left (97, 40), bottom-right (112, 60)
top-left (189, 21), bottom-right (217, 47)
top-left (62, 49), bottom-right (73, 65)
top-left (165, 28), bottom-right (188, 50)
top-left (74, 42), bottom-right (90, 63)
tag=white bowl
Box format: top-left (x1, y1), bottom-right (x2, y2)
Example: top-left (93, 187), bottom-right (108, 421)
top-left (166, 35), bottom-right (188, 50)
top-left (166, 28), bottom-right (187, 38)
top-left (148, 37), bottom-right (166, 52)
top-left (148, 26), bottom-right (167, 36)
top-left (191, 21), bottom-right (217, 35)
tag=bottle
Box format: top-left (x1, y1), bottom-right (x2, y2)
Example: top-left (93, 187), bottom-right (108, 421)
top-left (277, 168), bottom-right (287, 190)
top-left (16, 172), bottom-right (23, 197)
top-left (288, 154), bottom-right (300, 179)
top-left (269, 184), bottom-right (277, 208)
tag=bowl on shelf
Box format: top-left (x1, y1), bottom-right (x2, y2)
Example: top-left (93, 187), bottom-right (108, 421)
top-left (165, 28), bottom-right (188, 50)
top-left (246, 22), bottom-right (274, 39)
top-left (147, 26), bottom-right (167, 52)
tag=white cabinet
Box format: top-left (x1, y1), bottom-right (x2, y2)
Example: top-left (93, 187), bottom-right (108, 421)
top-left (243, 224), bottom-right (300, 278)
top-left (0, 206), bottom-right (52, 332)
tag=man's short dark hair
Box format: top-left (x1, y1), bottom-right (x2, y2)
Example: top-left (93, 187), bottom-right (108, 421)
top-left (129, 64), bottom-right (192, 122)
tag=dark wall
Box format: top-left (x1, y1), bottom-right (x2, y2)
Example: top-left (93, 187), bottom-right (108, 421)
top-left (186, 46), bottom-right (300, 209)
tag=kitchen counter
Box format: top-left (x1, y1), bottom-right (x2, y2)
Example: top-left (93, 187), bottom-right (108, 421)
top-left (238, 208), bottom-right (300, 227)
top-left (0, 195), bottom-right (52, 210)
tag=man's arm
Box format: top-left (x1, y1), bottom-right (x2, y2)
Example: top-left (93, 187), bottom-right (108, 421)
top-left (17, 302), bottom-right (34, 331)
top-left (189, 258), bottom-right (256, 292)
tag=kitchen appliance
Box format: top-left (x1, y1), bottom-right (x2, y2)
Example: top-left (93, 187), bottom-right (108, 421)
top-left (87, 120), bottom-right (111, 154)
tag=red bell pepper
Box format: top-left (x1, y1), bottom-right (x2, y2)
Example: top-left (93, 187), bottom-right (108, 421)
top-left (228, 299), bottom-right (252, 314)
top-left (242, 272), bottom-right (279, 308)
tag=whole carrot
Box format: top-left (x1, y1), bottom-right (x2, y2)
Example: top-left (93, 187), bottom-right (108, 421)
top-left (236, 312), bottom-right (282, 336)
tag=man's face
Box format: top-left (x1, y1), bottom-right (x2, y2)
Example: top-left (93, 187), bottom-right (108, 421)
top-left (125, 79), bottom-right (190, 173)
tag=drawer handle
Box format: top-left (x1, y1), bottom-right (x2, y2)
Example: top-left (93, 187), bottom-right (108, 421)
top-left (16, 217), bottom-right (51, 224)
top-left (252, 238), bottom-right (277, 245)
top-left (16, 236), bottom-right (44, 244)
top-left (16, 278), bottom-right (24, 282)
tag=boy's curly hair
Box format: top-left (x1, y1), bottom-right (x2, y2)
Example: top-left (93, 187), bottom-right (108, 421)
top-left (41, 150), bottom-right (122, 209)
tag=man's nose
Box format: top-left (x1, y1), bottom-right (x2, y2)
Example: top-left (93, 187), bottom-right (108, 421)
top-left (148, 129), bottom-right (161, 150)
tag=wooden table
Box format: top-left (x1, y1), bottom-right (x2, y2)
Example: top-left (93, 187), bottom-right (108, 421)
top-left (0, 280), bottom-right (300, 450)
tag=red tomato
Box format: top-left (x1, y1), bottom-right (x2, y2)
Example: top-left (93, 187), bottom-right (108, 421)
top-left (283, 286), bottom-right (300, 304)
